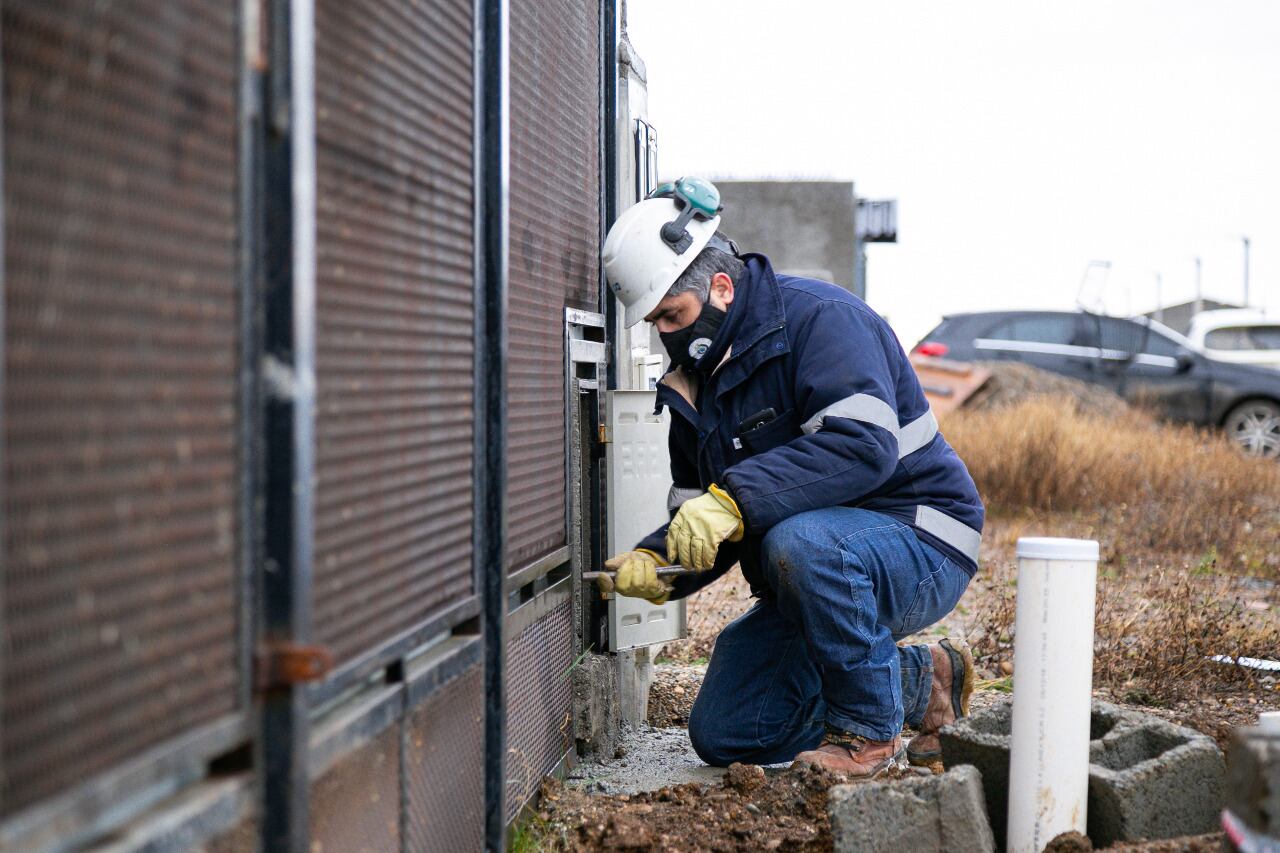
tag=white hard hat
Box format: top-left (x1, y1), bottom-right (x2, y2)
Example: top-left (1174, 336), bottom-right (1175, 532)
top-left (603, 197), bottom-right (721, 327)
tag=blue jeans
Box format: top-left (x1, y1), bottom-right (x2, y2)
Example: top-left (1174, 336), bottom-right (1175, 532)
top-left (687, 507), bottom-right (970, 766)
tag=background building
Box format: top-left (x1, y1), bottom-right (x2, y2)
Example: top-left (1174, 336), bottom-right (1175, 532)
top-left (717, 180), bottom-right (861, 296)
top-left (715, 179), bottom-right (898, 301)
top-left (1145, 298), bottom-right (1243, 335)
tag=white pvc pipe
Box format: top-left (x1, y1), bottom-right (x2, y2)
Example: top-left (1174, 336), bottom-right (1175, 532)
top-left (1007, 537), bottom-right (1100, 853)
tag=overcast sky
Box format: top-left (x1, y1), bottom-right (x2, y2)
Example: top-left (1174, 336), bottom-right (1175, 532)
top-left (625, 0), bottom-right (1280, 347)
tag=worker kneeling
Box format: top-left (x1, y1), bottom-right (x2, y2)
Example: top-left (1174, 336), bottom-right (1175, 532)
top-left (600, 179), bottom-right (983, 778)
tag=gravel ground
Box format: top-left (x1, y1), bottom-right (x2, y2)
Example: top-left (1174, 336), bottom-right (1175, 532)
top-left (565, 726), bottom-right (726, 796)
top-left (556, 671), bottom-right (1234, 852)
top-left (646, 665), bottom-right (703, 727)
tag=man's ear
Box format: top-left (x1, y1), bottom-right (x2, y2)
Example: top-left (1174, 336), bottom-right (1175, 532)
top-left (709, 271), bottom-right (735, 307)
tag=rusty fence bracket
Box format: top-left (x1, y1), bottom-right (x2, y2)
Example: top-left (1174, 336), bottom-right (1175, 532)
top-left (254, 642), bottom-right (334, 691)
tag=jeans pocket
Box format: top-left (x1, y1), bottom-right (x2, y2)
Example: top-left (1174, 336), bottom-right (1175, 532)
top-left (898, 560), bottom-right (953, 637)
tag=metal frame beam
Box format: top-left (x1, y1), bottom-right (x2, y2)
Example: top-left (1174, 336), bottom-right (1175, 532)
top-left (258, 0), bottom-right (319, 850)
top-left (305, 634), bottom-right (485, 784)
top-left (0, 716), bottom-right (250, 853)
top-left (0, 11), bottom-right (7, 829)
top-left (506, 545), bottom-right (572, 594)
top-left (475, 0), bottom-right (510, 849)
top-left (601, 0), bottom-right (618, 387)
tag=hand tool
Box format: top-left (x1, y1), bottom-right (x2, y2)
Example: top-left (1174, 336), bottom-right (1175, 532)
top-left (581, 566), bottom-right (695, 582)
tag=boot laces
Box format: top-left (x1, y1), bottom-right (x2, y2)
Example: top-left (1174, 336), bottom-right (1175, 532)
top-left (823, 728), bottom-right (868, 752)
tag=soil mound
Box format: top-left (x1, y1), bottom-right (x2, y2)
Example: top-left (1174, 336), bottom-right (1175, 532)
top-left (964, 361), bottom-right (1129, 418)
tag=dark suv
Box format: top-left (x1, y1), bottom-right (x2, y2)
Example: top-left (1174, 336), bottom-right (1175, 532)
top-left (915, 310), bottom-right (1280, 457)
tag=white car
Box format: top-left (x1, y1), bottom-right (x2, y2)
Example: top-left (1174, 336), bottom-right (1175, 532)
top-left (1186, 309), bottom-right (1280, 370)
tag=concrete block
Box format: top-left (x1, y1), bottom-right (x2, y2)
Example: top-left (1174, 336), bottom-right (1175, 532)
top-left (572, 653), bottom-right (621, 760)
top-left (1087, 713), bottom-right (1225, 845)
top-left (827, 765), bottom-right (995, 853)
top-left (937, 699), bottom-right (1016, 848)
top-left (1225, 726), bottom-right (1280, 838)
top-left (940, 697), bottom-right (1224, 849)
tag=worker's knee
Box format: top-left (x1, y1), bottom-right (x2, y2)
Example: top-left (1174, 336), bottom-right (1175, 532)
top-left (761, 511), bottom-right (841, 597)
top-left (761, 512), bottom-right (820, 566)
top-left (690, 699), bottom-right (825, 767)
top-left (687, 703), bottom-right (745, 768)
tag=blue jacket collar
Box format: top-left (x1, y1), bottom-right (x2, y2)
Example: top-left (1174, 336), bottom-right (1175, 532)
top-left (710, 254), bottom-right (789, 397)
top-left (654, 253), bottom-right (789, 420)
top-left (723, 254), bottom-right (785, 354)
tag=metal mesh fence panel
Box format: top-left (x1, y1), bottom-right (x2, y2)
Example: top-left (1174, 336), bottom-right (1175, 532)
top-left (1, 1), bottom-right (241, 816)
top-left (504, 598), bottom-right (575, 822)
top-left (309, 724), bottom-right (402, 853)
top-left (404, 661), bottom-right (484, 852)
top-left (311, 0), bottom-right (476, 665)
top-left (505, 0), bottom-right (601, 570)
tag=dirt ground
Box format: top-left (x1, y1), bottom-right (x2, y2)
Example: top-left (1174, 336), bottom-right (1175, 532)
top-left (965, 361), bottom-right (1134, 418)
top-left (523, 762), bottom-right (927, 851)
top-left (523, 510), bottom-right (1277, 851)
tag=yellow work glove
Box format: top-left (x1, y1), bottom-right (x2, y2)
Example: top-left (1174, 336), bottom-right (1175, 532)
top-left (598, 549), bottom-right (670, 604)
top-left (665, 484), bottom-right (744, 572)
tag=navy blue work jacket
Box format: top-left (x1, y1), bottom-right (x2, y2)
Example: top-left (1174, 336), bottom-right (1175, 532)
top-left (635, 255), bottom-right (984, 599)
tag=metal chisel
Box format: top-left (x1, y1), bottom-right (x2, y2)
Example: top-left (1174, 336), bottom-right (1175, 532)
top-left (581, 566), bottom-right (695, 582)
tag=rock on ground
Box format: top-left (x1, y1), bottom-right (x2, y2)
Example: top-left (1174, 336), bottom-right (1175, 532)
top-left (724, 762), bottom-right (766, 794)
top-left (1045, 830), bottom-right (1093, 852)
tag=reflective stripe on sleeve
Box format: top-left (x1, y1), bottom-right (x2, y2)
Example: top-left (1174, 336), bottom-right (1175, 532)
top-left (667, 485), bottom-right (703, 513)
top-left (897, 409), bottom-right (938, 457)
top-left (802, 393), bottom-right (898, 437)
top-left (802, 394), bottom-right (939, 459)
top-left (914, 506), bottom-right (982, 564)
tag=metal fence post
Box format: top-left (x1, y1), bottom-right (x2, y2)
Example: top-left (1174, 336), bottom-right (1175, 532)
top-left (476, 0), bottom-right (510, 848)
top-left (258, 1), bottom-right (319, 851)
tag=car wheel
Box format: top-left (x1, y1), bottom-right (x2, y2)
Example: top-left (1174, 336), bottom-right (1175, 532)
top-left (1223, 399), bottom-right (1280, 458)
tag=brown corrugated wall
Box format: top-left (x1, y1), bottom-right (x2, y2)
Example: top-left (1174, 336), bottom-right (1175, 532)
top-left (1, 1), bottom-right (241, 814)
top-left (505, 0), bottom-right (601, 571)
top-left (311, 0), bottom-right (477, 665)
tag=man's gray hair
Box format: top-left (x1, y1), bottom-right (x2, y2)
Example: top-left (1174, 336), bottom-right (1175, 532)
top-left (665, 232), bottom-right (744, 302)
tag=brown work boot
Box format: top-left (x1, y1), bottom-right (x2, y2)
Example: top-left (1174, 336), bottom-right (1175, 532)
top-left (792, 729), bottom-right (904, 779)
top-left (906, 637), bottom-right (975, 766)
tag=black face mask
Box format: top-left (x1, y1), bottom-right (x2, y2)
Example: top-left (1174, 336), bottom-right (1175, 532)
top-left (660, 302), bottom-right (726, 372)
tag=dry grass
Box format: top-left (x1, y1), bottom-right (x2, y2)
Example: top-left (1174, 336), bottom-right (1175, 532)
top-left (943, 397), bottom-right (1280, 561)
top-left (946, 397), bottom-right (1280, 705)
top-left (965, 543), bottom-right (1279, 703)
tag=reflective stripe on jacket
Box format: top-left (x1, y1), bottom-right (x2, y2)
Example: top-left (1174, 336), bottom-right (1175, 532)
top-left (636, 254), bottom-right (984, 599)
